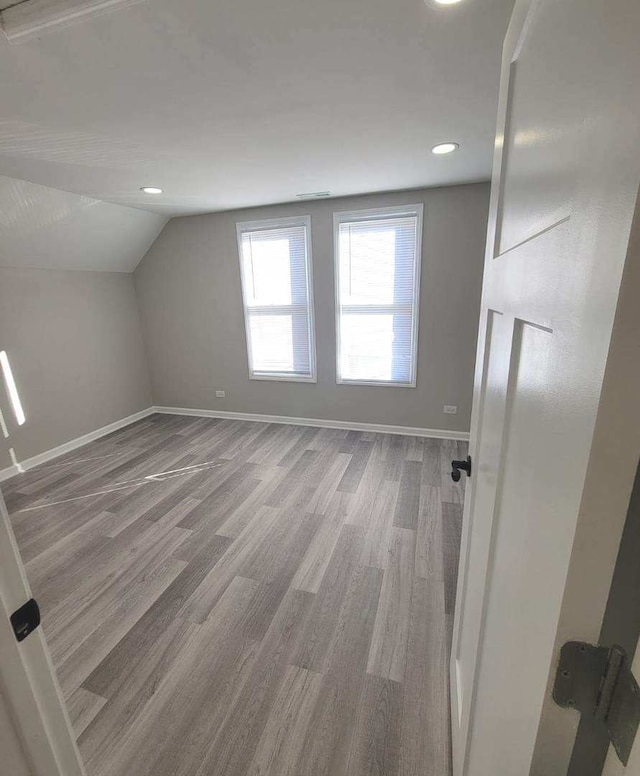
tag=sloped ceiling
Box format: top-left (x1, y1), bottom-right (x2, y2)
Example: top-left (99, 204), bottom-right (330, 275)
top-left (0, 0), bottom-right (514, 217)
top-left (0, 174), bottom-right (167, 271)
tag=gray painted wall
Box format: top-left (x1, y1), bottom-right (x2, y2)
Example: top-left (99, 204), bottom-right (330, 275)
top-left (135, 183), bottom-right (489, 433)
top-left (0, 268), bottom-right (152, 468)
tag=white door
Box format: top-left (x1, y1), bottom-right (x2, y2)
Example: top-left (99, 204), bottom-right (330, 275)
top-left (450, 0), bottom-right (640, 774)
top-left (0, 400), bottom-right (84, 775)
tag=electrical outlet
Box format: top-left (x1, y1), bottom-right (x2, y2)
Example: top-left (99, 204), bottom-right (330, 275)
top-left (443, 405), bottom-right (458, 415)
top-left (215, 390), bottom-right (226, 398)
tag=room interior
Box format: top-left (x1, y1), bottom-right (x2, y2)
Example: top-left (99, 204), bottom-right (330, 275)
top-left (0, 1), bottom-right (517, 775)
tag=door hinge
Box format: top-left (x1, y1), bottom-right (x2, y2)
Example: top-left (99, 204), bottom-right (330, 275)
top-left (10, 598), bottom-right (41, 642)
top-left (553, 641), bottom-right (640, 765)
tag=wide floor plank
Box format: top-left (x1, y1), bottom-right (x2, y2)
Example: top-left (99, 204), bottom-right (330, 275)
top-left (3, 414), bottom-right (465, 776)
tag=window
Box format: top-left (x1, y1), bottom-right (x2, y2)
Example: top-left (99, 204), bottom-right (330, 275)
top-left (236, 216), bottom-right (316, 382)
top-left (334, 205), bottom-right (423, 386)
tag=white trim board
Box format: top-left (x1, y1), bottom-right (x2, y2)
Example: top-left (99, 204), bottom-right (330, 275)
top-left (0, 407), bottom-right (155, 483)
top-left (0, 405), bottom-right (468, 485)
top-left (0, 463), bottom-right (20, 482)
top-left (153, 406), bottom-right (470, 441)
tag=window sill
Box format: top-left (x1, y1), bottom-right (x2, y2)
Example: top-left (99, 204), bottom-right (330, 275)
top-left (336, 378), bottom-right (417, 388)
top-left (250, 373), bottom-right (317, 384)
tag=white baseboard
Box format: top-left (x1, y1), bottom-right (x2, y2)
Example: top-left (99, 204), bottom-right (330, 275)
top-left (153, 405), bottom-right (470, 441)
top-left (0, 407), bottom-right (155, 483)
top-left (0, 405), bottom-right (468, 485)
top-left (0, 464), bottom-right (21, 482)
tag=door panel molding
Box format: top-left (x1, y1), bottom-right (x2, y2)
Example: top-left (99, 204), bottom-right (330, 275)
top-left (451, 310), bottom-right (516, 775)
top-left (494, 0), bottom-right (577, 258)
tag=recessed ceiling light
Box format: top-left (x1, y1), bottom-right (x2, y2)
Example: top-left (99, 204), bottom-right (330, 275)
top-left (431, 142), bottom-right (459, 155)
top-left (433, 0), bottom-right (463, 5)
top-left (140, 187), bottom-right (163, 194)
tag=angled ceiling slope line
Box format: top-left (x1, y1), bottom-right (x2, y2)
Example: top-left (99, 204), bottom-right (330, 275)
top-left (0, 175), bottom-right (168, 272)
top-left (0, 0), bottom-right (146, 43)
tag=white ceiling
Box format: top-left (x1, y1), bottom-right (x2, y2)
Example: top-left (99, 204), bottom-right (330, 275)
top-left (0, 0), bottom-right (514, 219)
top-left (0, 174), bottom-right (167, 271)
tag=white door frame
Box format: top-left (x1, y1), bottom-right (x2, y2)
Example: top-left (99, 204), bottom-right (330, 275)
top-left (0, 485), bottom-right (85, 776)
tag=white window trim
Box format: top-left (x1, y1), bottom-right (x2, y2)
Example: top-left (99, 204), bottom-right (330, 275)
top-left (236, 214), bottom-right (317, 383)
top-left (333, 204), bottom-right (424, 388)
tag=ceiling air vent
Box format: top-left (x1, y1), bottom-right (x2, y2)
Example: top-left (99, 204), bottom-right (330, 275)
top-left (0, 0), bottom-right (145, 44)
top-left (295, 192), bottom-right (331, 200)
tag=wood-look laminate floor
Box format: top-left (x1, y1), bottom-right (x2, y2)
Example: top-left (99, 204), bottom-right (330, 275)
top-left (4, 414), bottom-right (466, 776)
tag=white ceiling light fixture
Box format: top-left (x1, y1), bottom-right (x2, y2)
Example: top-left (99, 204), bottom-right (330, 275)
top-left (140, 187), bottom-right (164, 194)
top-left (431, 142), bottom-right (459, 155)
top-left (432, 0), bottom-right (464, 5)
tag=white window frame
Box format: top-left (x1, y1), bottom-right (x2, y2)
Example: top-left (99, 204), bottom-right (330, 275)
top-left (333, 204), bottom-right (423, 388)
top-left (236, 215), bottom-right (317, 383)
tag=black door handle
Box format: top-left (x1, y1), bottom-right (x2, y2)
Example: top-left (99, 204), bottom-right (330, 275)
top-left (10, 598), bottom-right (41, 642)
top-left (451, 455), bottom-right (471, 482)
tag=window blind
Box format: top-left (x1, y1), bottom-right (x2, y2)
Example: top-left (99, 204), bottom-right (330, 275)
top-left (334, 205), bottom-right (422, 386)
top-left (236, 216), bottom-right (315, 381)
